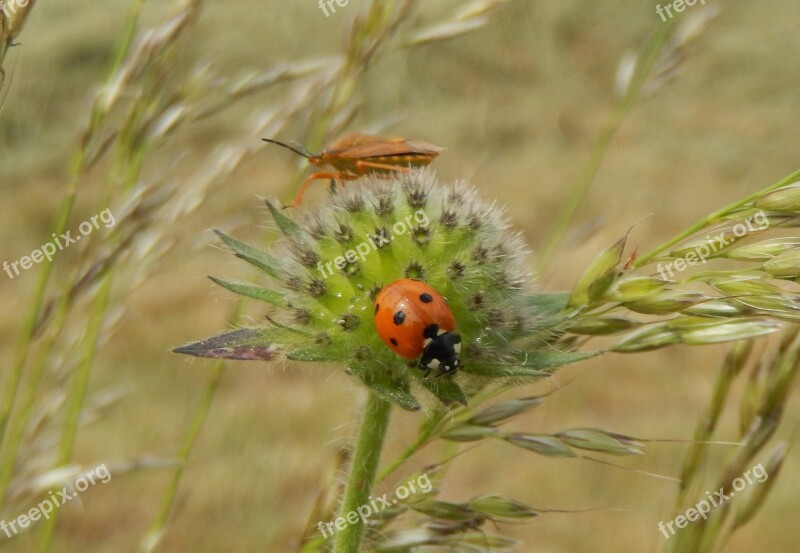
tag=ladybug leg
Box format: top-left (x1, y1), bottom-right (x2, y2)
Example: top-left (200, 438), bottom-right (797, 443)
top-left (435, 365), bottom-right (459, 378)
top-left (418, 360), bottom-right (433, 380)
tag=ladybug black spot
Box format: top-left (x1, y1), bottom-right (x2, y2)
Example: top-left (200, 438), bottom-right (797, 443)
top-left (393, 311), bottom-right (406, 325)
top-left (423, 324), bottom-right (439, 340)
top-left (375, 303), bottom-right (380, 315)
top-left (390, 338), bottom-right (398, 346)
top-left (419, 293), bottom-right (433, 303)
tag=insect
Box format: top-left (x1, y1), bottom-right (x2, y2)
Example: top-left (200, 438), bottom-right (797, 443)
top-left (373, 279), bottom-right (462, 378)
top-left (623, 246), bottom-right (639, 270)
top-left (262, 132), bottom-right (444, 208)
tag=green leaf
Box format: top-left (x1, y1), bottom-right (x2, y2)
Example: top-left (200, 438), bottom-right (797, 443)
top-left (349, 365), bottom-right (421, 411)
top-left (214, 229), bottom-right (281, 279)
top-left (525, 292), bottom-right (570, 319)
top-left (173, 328), bottom-right (278, 360)
top-left (419, 376), bottom-right (467, 406)
top-left (286, 347), bottom-right (346, 362)
top-left (266, 199), bottom-right (305, 239)
top-left (518, 349), bottom-right (603, 371)
top-left (461, 364), bottom-right (549, 378)
top-left (465, 350), bottom-right (601, 378)
top-left (208, 276), bottom-right (286, 307)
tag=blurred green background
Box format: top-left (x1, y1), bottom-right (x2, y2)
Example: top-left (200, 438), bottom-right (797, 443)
top-left (1, 0), bottom-right (799, 551)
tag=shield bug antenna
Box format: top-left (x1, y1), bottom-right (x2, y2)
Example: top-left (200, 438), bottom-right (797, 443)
top-left (261, 138), bottom-right (313, 159)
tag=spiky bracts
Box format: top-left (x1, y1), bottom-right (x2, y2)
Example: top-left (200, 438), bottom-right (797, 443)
top-left (175, 170), bottom-right (593, 410)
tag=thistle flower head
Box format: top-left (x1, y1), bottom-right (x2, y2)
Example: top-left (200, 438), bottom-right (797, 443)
top-left (176, 170), bottom-right (591, 409)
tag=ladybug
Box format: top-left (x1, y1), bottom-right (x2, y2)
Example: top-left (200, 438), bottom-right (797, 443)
top-left (373, 279), bottom-right (462, 377)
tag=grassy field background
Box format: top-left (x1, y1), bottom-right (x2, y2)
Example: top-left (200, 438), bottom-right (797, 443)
top-left (1, 0), bottom-right (799, 551)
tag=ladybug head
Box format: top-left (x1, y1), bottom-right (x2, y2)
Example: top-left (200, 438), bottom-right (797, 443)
top-left (419, 331), bottom-right (462, 377)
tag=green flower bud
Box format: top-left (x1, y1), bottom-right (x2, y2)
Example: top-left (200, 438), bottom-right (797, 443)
top-left (611, 323), bottom-right (681, 352)
top-left (554, 428), bottom-right (643, 456)
top-left (726, 238), bottom-right (800, 261)
top-left (442, 424), bottom-right (499, 442)
top-left (503, 433), bottom-right (576, 458)
top-left (623, 290), bottom-right (711, 315)
top-left (755, 182), bottom-right (800, 211)
top-left (762, 247), bottom-right (800, 278)
top-left (468, 495), bottom-right (538, 519)
top-left (175, 171), bottom-right (590, 409)
top-left (605, 275), bottom-right (669, 302)
top-left (468, 397), bottom-right (543, 425)
top-left (679, 318), bottom-right (781, 345)
top-left (569, 236), bottom-right (626, 307)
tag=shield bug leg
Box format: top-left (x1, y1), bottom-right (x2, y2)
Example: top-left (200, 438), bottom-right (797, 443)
top-left (283, 172), bottom-right (355, 209)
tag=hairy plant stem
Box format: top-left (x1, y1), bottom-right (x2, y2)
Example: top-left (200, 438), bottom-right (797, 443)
top-left (333, 392), bottom-right (392, 553)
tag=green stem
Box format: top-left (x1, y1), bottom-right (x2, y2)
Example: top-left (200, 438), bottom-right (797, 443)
top-left (37, 272), bottom-right (113, 552)
top-left (376, 419), bottom-right (438, 483)
top-left (138, 301), bottom-right (242, 553)
top-left (376, 384), bottom-right (510, 483)
top-left (139, 363), bottom-right (226, 553)
top-left (632, 167), bottom-right (800, 268)
top-left (333, 392), bottom-right (392, 553)
top-left (537, 19), bottom-right (676, 271)
top-left (0, 0), bottom-right (144, 465)
top-left (0, 189), bottom-right (76, 458)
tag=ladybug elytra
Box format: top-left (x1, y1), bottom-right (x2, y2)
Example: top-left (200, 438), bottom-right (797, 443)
top-left (373, 279), bottom-right (462, 377)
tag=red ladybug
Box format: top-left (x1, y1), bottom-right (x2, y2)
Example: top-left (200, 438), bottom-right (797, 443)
top-left (374, 279), bottom-right (462, 377)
